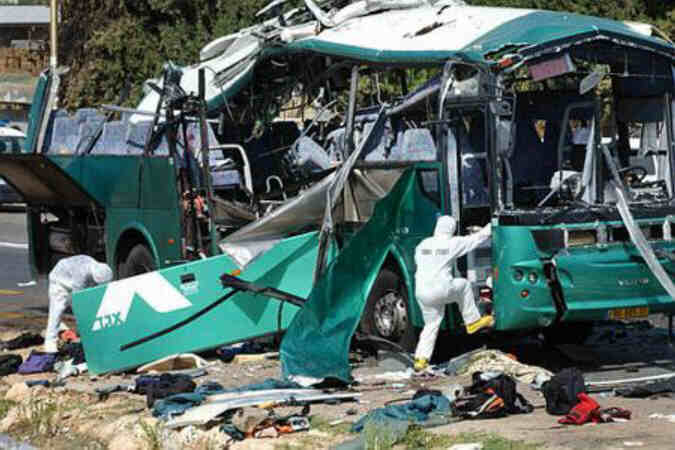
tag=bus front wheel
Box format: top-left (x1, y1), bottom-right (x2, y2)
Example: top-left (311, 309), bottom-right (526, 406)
top-left (118, 244), bottom-right (156, 278)
top-left (359, 268), bottom-right (417, 353)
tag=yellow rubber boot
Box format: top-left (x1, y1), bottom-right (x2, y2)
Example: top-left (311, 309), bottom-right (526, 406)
top-left (466, 315), bottom-right (494, 334)
top-left (413, 358), bottom-right (429, 372)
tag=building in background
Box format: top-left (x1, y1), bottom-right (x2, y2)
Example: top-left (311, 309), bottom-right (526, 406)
top-left (0, 4), bottom-right (50, 129)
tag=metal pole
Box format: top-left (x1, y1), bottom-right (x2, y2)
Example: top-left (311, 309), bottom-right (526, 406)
top-left (198, 68), bottom-right (218, 255)
top-left (49, 0), bottom-right (58, 72)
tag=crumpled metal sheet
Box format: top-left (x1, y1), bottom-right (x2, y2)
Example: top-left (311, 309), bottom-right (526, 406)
top-left (219, 172), bottom-right (336, 268)
top-left (614, 184), bottom-right (675, 300)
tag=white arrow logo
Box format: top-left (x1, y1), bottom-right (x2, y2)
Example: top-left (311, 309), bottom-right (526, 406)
top-left (92, 272), bottom-right (193, 331)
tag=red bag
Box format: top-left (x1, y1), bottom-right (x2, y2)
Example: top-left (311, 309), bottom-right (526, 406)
top-left (558, 393), bottom-right (600, 425)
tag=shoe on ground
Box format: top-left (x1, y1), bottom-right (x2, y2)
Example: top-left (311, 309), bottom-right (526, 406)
top-left (413, 358), bottom-right (429, 372)
top-left (43, 339), bottom-right (59, 353)
top-left (466, 315), bottom-right (494, 335)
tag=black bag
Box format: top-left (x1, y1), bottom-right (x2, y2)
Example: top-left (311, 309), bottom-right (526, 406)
top-left (135, 374), bottom-right (196, 407)
top-left (542, 368), bottom-right (586, 415)
top-left (0, 333), bottom-right (43, 351)
top-left (0, 354), bottom-right (23, 376)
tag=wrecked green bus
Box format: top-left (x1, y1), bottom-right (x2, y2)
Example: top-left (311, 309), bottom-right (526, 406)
top-left (52, 2), bottom-right (675, 378)
top-left (0, 68), bottom-right (318, 279)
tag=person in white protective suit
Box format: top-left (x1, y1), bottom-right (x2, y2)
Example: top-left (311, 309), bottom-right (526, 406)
top-left (44, 255), bottom-right (113, 353)
top-left (413, 216), bottom-right (494, 371)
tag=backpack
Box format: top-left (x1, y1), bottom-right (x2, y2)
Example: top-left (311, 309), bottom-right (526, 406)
top-left (455, 372), bottom-right (533, 419)
top-left (542, 368), bottom-right (586, 415)
top-left (0, 354), bottom-right (23, 376)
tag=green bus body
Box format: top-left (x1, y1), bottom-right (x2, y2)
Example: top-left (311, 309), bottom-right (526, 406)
top-left (2, 4), bottom-right (675, 375)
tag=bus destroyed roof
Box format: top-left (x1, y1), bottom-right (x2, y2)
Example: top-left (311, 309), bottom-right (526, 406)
top-left (135, 0), bottom-right (672, 118)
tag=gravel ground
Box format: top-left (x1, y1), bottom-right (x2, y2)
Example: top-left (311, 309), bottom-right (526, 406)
top-left (0, 317), bottom-right (674, 449)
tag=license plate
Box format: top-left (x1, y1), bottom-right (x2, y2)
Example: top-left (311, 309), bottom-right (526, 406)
top-left (608, 307), bottom-right (649, 320)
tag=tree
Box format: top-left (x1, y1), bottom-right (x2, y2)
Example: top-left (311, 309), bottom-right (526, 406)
top-left (56, 0), bottom-right (672, 109)
top-left (58, 0), bottom-right (269, 109)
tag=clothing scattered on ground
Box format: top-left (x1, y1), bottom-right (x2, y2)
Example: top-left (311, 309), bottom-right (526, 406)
top-left (351, 393), bottom-right (452, 433)
top-left (0, 333), bottom-right (43, 351)
top-left (59, 342), bottom-right (86, 365)
top-left (135, 373), bottom-right (197, 407)
top-left (542, 367), bottom-right (586, 415)
top-left (456, 349), bottom-right (553, 385)
top-left (17, 351), bottom-right (58, 374)
top-left (216, 342), bottom-right (266, 362)
top-left (152, 393), bottom-right (204, 419)
top-left (152, 379), bottom-right (302, 419)
top-left (0, 354), bottom-right (23, 376)
top-left (558, 393), bottom-right (631, 425)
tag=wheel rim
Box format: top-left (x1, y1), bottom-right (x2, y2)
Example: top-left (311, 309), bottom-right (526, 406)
top-left (373, 290), bottom-right (408, 339)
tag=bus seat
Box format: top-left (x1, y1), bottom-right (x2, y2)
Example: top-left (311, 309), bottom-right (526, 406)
top-left (126, 122), bottom-right (152, 155)
top-left (389, 128), bottom-right (437, 161)
top-left (74, 108), bottom-right (100, 124)
top-left (95, 121), bottom-right (128, 154)
top-left (211, 169), bottom-right (242, 189)
top-left (49, 117), bottom-right (79, 154)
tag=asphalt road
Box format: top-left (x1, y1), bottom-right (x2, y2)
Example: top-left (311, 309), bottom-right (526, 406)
top-left (0, 211), bottom-right (49, 326)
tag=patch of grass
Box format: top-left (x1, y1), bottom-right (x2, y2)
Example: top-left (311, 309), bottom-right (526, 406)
top-left (47, 432), bottom-right (107, 450)
top-left (402, 429), bottom-right (541, 450)
top-left (274, 443), bottom-right (295, 450)
top-left (309, 415), bottom-right (352, 435)
top-left (138, 419), bottom-right (163, 450)
top-left (13, 397), bottom-right (60, 439)
top-left (363, 422), bottom-right (401, 449)
top-left (0, 398), bottom-right (17, 421)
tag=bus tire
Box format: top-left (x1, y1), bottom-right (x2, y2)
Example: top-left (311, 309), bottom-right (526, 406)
top-left (119, 244), bottom-right (156, 278)
top-left (359, 268), bottom-right (417, 353)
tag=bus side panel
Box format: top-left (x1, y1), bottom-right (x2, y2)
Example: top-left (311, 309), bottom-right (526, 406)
top-left (105, 157), bottom-right (183, 269)
top-left (73, 231), bottom-right (324, 375)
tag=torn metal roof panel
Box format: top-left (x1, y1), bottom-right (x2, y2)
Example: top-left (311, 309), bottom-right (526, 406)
top-left (288, 6), bottom-right (674, 63)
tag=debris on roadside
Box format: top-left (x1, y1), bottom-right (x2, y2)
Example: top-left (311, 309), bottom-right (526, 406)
top-left (137, 353), bottom-right (208, 373)
top-left (450, 349), bottom-right (553, 384)
top-left (648, 413), bottom-right (675, 423)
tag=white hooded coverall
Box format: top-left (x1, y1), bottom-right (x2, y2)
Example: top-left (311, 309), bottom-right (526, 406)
top-left (45, 255), bottom-right (113, 349)
top-left (413, 216), bottom-right (491, 360)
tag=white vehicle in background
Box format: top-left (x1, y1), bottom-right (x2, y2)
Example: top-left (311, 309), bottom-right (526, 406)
top-left (0, 126), bottom-right (26, 205)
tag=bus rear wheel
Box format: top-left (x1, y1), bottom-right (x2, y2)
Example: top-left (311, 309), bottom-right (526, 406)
top-left (359, 268), bottom-right (417, 352)
top-left (118, 244), bottom-right (156, 278)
